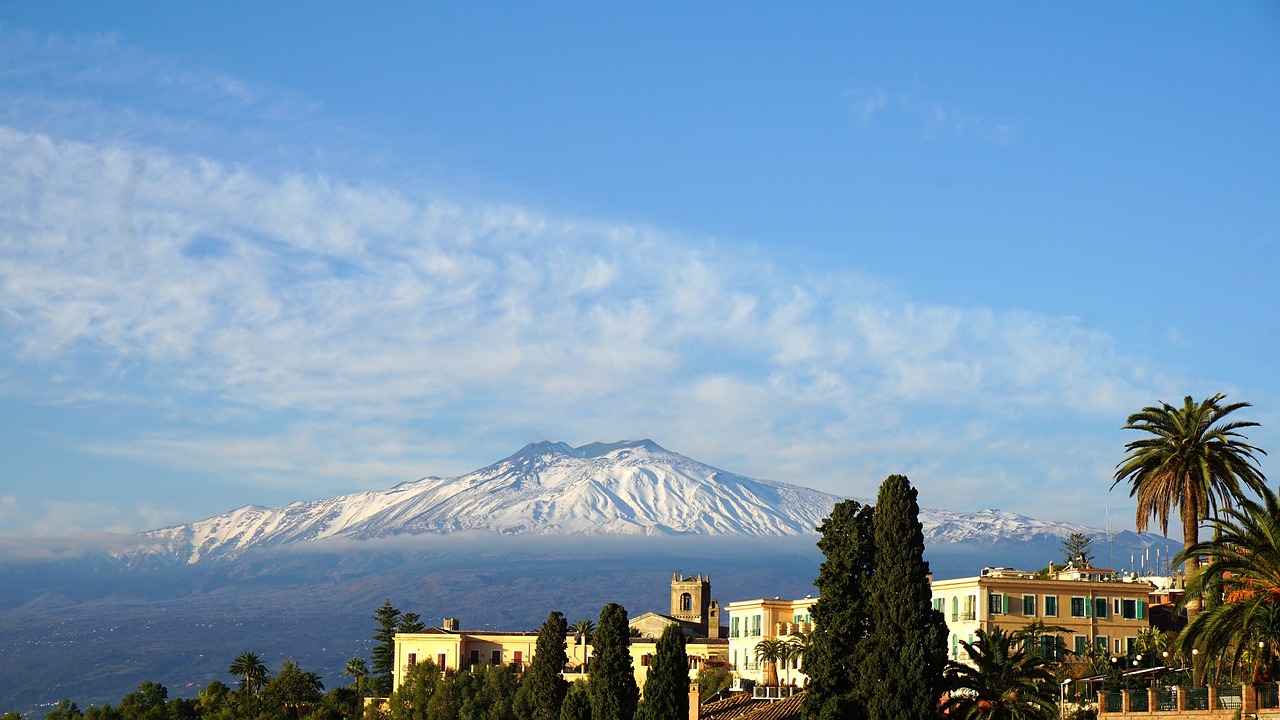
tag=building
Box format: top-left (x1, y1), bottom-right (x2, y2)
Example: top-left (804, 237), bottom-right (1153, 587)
top-left (392, 572), bottom-right (730, 695)
top-left (724, 595), bottom-right (816, 687)
top-left (930, 565), bottom-right (1156, 664)
top-left (631, 571), bottom-right (726, 639)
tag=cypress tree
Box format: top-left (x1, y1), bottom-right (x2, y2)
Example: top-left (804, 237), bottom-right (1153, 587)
top-left (371, 600), bottom-right (403, 696)
top-left (802, 499), bottom-right (875, 720)
top-left (589, 603), bottom-right (638, 720)
top-left (515, 611), bottom-right (570, 720)
top-left (639, 623), bottom-right (687, 720)
top-left (559, 682), bottom-right (592, 720)
top-left (856, 474), bottom-right (947, 720)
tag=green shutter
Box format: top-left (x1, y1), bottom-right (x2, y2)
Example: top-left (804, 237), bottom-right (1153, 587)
top-left (1137, 600), bottom-right (1144, 620)
top-left (1084, 599), bottom-right (1091, 618)
top-left (1003, 594), bottom-right (1009, 614)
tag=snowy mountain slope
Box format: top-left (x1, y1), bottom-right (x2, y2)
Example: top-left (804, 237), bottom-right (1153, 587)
top-left (134, 439), bottom-right (1172, 565)
top-left (139, 440), bottom-right (842, 563)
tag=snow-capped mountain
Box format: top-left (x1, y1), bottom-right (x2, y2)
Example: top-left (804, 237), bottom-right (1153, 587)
top-left (134, 439), bottom-right (1171, 565)
top-left (139, 440), bottom-right (841, 563)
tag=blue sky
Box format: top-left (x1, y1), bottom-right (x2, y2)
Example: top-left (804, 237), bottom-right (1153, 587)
top-left (0, 2), bottom-right (1277, 538)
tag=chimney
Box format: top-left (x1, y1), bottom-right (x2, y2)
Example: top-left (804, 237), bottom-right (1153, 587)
top-left (688, 682), bottom-right (700, 720)
top-left (442, 617), bottom-right (460, 631)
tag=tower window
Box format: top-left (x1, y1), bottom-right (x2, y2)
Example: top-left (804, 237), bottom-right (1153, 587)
top-left (680, 593), bottom-right (693, 612)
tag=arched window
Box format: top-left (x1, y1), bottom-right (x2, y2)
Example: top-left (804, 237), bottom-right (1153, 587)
top-left (680, 592), bottom-right (693, 612)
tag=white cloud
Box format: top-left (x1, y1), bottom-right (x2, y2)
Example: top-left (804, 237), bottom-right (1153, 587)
top-left (0, 123), bottom-right (1172, 532)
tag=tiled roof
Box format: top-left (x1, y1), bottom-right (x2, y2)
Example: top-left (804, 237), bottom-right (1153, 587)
top-left (699, 692), bottom-right (805, 720)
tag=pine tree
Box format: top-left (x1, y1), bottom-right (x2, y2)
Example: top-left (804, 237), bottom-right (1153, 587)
top-left (515, 611), bottom-right (570, 720)
top-left (856, 475), bottom-right (947, 720)
top-left (639, 623), bottom-right (687, 720)
top-left (399, 612), bottom-right (427, 634)
top-left (589, 603), bottom-right (638, 720)
top-left (371, 599), bottom-right (403, 696)
top-left (802, 499), bottom-right (875, 720)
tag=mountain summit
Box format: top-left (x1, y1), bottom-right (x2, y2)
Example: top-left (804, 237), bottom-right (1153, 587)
top-left (141, 440), bottom-right (842, 563)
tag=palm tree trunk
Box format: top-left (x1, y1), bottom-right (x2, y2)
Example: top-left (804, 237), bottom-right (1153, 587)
top-left (1182, 491), bottom-right (1205, 686)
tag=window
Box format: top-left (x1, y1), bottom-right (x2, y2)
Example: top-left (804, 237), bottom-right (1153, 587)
top-left (1121, 599), bottom-right (1144, 620)
top-left (641, 654), bottom-right (651, 667)
top-left (731, 617), bottom-right (740, 638)
top-left (1126, 637), bottom-right (1137, 654)
top-left (437, 653), bottom-right (447, 668)
top-left (513, 651), bottom-right (522, 667)
top-left (1070, 597), bottom-right (1087, 618)
top-left (951, 634), bottom-right (959, 660)
top-left (951, 596), bottom-right (959, 621)
top-left (932, 598), bottom-right (945, 614)
top-left (752, 614), bottom-right (762, 637)
top-left (407, 653), bottom-right (417, 666)
top-left (1044, 595), bottom-right (1058, 617)
top-left (1074, 636), bottom-right (1089, 655)
top-left (1114, 599), bottom-right (1122, 616)
top-left (1114, 638), bottom-right (1124, 654)
top-left (732, 650), bottom-right (738, 669)
top-left (1095, 637), bottom-right (1107, 654)
top-left (963, 595), bottom-right (977, 621)
top-left (680, 593), bottom-right (693, 612)
top-left (492, 650), bottom-right (501, 665)
top-left (989, 593), bottom-right (1007, 615)
top-left (1023, 595), bottom-right (1036, 616)
top-left (1094, 598), bottom-right (1108, 619)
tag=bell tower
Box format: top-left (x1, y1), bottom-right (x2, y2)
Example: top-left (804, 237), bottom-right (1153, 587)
top-left (670, 571), bottom-right (720, 637)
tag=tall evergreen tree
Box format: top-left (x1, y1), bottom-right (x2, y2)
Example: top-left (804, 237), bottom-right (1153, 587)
top-left (559, 682), bottom-right (592, 720)
top-left (399, 612), bottom-right (427, 634)
top-left (372, 600), bottom-right (403, 696)
top-left (857, 474), bottom-right (948, 720)
top-left (515, 611), bottom-right (570, 720)
top-left (589, 603), bottom-right (638, 720)
top-left (639, 624), bottom-right (687, 720)
top-left (802, 499), bottom-right (875, 720)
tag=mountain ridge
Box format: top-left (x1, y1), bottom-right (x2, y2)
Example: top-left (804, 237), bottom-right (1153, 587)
top-left (130, 439), bottom-right (1171, 566)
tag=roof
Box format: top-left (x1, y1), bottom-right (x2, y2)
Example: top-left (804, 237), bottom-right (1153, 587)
top-left (700, 692), bottom-right (805, 720)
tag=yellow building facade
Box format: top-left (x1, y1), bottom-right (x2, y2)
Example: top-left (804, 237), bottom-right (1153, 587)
top-left (930, 566), bottom-right (1155, 664)
top-left (724, 596), bottom-right (816, 687)
top-left (393, 618), bottom-right (727, 695)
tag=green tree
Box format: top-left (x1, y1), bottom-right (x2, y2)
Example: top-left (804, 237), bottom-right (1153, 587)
top-left (389, 659), bottom-right (438, 720)
top-left (1175, 482), bottom-right (1280, 680)
top-left (640, 624), bottom-right (688, 720)
top-left (3, 713), bottom-right (22, 720)
top-left (399, 612), bottom-right (427, 634)
top-left (465, 663), bottom-right (517, 720)
top-left (694, 663), bottom-right (732, 701)
top-left (262, 659), bottom-right (324, 719)
top-left (117, 682), bottom-right (169, 720)
top-left (1059, 532), bottom-right (1095, 568)
top-left (515, 611), bottom-right (570, 720)
top-left (44, 701), bottom-right (82, 720)
top-left (372, 600), bottom-right (404, 696)
top-left (345, 657), bottom-right (370, 692)
top-left (1112, 395), bottom-right (1267, 621)
top-left (589, 603), bottom-right (638, 720)
top-left (195, 681), bottom-right (232, 716)
top-left (803, 499), bottom-right (875, 720)
top-left (941, 627), bottom-right (1057, 720)
top-left (229, 651), bottom-right (269, 697)
top-left (559, 682), bottom-right (591, 720)
top-left (753, 638), bottom-right (783, 686)
top-left (857, 474), bottom-right (948, 720)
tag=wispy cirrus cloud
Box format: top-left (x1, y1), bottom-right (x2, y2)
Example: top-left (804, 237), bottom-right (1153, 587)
top-left (0, 124), bottom-right (1173, 528)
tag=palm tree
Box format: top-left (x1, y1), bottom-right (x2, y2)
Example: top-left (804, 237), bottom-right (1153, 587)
top-left (229, 651), bottom-right (269, 697)
top-left (343, 657), bottom-right (368, 691)
top-left (1112, 393), bottom-right (1267, 629)
top-left (1011, 620), bottom-right (1068, 663)
top-left (572, 618), bottom-right (596, 670)
top-left (787, 629), bottom-right (812, 685)
top-left (1175, 483), bottom-right (1280, 681)
top-left (754, 638), bottom-right (783, 686)
top-left (941, 627), bottom-right (1057, 720)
